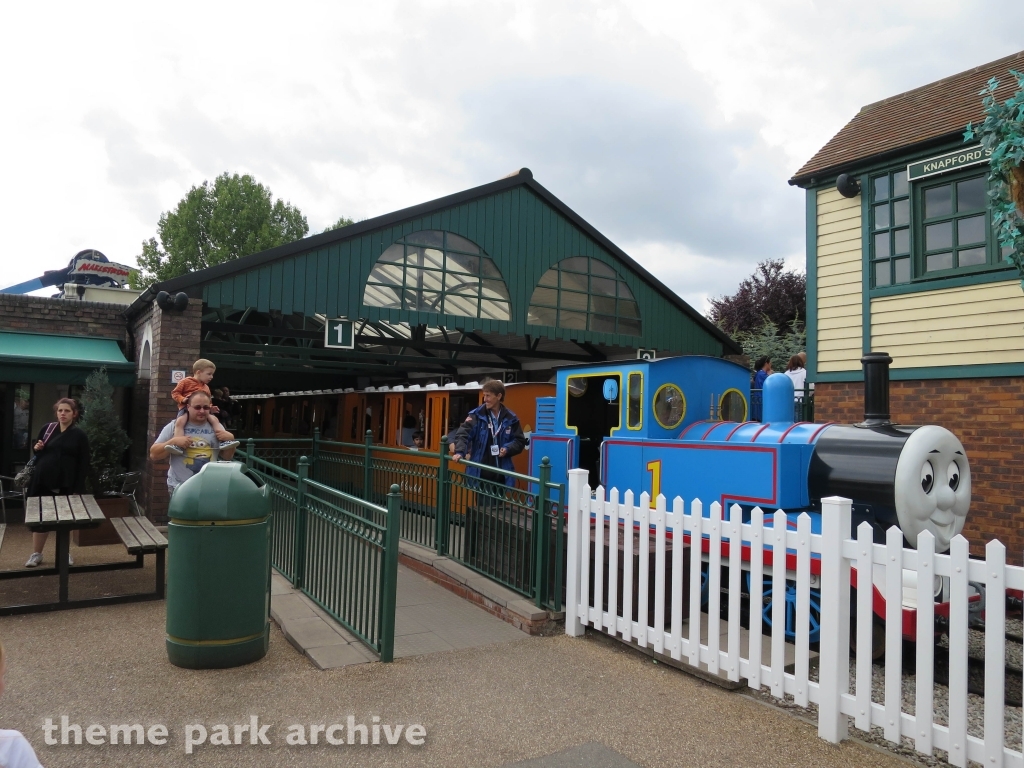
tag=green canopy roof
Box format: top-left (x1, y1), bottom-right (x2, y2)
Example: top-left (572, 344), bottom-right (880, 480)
top-left (0, 332), bottom-right (135, 386)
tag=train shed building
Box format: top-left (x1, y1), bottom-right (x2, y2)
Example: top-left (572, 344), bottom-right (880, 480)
top-left (126, 168), bottom-right (739, 519)
top-left (790, 50), bottom-right (1024, 560)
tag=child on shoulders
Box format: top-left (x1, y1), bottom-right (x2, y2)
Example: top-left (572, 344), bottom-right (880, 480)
top-left (167, 359), bottom-right (234, 455)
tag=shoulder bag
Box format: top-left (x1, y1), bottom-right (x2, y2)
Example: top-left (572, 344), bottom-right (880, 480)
top-left (14, 422), bottom-right (59, 490)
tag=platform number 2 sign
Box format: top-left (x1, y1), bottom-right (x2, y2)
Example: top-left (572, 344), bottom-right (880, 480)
top-left (325, 319), bottom-right (354, 349)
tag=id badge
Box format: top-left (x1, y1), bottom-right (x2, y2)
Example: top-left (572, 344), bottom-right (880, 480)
top-left (490, 444), bottom-right (500, 457)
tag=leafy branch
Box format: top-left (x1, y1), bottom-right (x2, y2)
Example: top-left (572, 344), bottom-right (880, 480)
top-left (964, 70), bottom-right (1024, 285)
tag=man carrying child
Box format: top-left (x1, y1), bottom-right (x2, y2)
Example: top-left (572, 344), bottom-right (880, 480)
top-left (167, 359), bottom-right (235, 455)
top-left (150, 391), bottom-right (237, 491)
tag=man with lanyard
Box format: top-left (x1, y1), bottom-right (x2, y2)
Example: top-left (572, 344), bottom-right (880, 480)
top-left (149, 391), bottom-right (237, 493)
top-left (451, 380), bottom-right (526, 486)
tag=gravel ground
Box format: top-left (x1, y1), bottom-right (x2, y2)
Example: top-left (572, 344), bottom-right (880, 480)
top-left (0, 524), bottom-right (154, 608)
top-left (0, 603), bottom-right (916, 768)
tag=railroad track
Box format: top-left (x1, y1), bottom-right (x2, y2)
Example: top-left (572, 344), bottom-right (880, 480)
top-left (930, 644), bottom-right (1023, 707)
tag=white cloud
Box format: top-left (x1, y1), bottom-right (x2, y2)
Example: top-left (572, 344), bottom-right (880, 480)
top-left (0, 0), bottom-right (1021, 313)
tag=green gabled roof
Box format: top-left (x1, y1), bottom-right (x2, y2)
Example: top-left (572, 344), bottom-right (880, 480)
top-left (130, 169), bottom-right (739, 356)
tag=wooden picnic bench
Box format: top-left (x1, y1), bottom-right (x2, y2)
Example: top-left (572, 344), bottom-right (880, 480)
top-left (110, 516), bottom-right (167, 598)
top-left (0, 494), bottom-right (167, 615)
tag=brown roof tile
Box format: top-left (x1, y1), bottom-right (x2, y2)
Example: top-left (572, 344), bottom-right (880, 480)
top-left (791, 50), bottom-right (1024, 184)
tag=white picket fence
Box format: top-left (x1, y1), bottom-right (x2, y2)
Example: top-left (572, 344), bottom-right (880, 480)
top-left (563, 468), bottom-right (1024, 767)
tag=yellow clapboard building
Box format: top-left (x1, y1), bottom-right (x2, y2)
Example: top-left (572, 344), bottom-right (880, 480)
top-left (790, 49), bottom-right (1024, 560)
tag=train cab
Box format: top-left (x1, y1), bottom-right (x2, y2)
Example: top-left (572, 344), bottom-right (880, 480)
top-left (529, 356), bottom-right (752, 489)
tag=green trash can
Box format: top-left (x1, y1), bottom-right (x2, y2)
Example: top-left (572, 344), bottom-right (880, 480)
top-left (166, 462), bottom-right (271, 669)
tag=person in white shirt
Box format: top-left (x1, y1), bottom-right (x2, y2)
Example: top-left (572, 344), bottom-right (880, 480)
top-left (784, 354), bottom-right (808, 400)
top-left (0, 641), bottom-right (44, 768)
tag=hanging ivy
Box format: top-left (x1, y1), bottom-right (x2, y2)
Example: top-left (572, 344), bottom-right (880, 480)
top-left (964, 71), bottom-right (1024, 286)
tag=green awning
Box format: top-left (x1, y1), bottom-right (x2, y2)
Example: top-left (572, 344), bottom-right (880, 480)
top-left (0, 332), bottom-right (135, 386)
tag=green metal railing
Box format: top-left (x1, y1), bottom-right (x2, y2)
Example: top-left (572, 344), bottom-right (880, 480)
top-left (243, 453), bottom-right (301, 579)
top-left (444, 456), bottom-right (565, 609)
top-left (241, 439), bottom-right (311, 474)
top-left (240, 449), bottom-right (402, 662)
top-left (241, 431), bottom-right (567, 612)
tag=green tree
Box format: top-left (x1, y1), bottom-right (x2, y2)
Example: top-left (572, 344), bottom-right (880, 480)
top-left (131, 173), bottom-right (308, 287)
top-left (964, 70), bottom-right (1024, 286)
top-left (707, 259), bottom-right (806, 336)
top-left (80, 368), bottom-right (131, 495)
top-left (322, 215), bottom-right (356, 234)
top-left (732, 316), bottom-right (806, 375)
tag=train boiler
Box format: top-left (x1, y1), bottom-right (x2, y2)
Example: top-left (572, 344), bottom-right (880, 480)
top-left (530, 352), bottom-right (973, 644)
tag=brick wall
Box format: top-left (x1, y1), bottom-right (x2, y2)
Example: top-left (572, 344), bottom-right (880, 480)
top-left (128, 299), bottom-right (202, 522)
top-left (814, 377), bottom-right (1024, 563)
top-left (0, 294), bottom-right (127, 342)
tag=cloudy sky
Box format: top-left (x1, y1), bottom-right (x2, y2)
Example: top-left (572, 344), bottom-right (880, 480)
top-left (1, 1), bottom-right (1022, 313)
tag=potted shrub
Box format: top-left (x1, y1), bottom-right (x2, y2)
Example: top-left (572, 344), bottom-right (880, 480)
top-left (74, 367), bottom-right (132, 546)
top-left (966, 70), bottom-right (1024, 282)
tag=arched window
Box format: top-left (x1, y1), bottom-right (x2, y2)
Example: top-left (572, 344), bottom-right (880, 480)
top-left (363, 230), bottom-right (511, 321)
top-left (527, 257), bottom-right (642, 335)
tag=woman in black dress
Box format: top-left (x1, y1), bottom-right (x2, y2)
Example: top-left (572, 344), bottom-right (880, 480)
top-left (24, 398), bottom-right (91, 568)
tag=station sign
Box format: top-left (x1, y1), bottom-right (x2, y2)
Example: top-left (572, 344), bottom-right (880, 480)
top-left (907, 145), bottom-right (991, 181)
top-left (324, 318), bottom-right (355, 349)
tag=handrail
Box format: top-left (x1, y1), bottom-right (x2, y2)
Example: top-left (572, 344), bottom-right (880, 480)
top-left (303, 477), bottom-right (388, 529)
top-left (316, 439), bottom-right (367, 451)
top-left (453, 458), bottom-right (540, 485)
top-left (238, 450), bottom-right (299, 480)
top-left (320, 439), bottom-right (438, 459)
top-left (235, 438), bottom-right (312, 444)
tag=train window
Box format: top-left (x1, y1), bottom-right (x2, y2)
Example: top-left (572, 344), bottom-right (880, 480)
top-left (652, 384), bottom-right (686, 429)
top-left (567, 377), bottom-right (588, 397)
top-left (627, 372), bottom-right (642, 429)
top-left (719, 389), bottom-right (747, 422)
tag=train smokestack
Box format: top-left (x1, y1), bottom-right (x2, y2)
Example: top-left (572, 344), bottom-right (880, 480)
top-left (859, 352), bottom-right (893, 427)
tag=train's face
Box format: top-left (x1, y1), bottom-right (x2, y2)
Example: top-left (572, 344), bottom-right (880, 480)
top-left (893, 425), bottom-right (970, 551)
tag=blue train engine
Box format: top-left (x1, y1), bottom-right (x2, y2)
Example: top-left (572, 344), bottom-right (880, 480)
top-left (530, 352), bottom-right (972, 648)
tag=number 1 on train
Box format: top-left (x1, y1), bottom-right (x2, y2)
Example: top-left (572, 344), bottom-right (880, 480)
top-left (646, 459), bottom-right (661, 508)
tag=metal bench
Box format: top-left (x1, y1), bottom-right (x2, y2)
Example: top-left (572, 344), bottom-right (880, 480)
top-left (0, 524), bottom-right (5, 553)
top-left (110, 517), bottom-right (167, 599)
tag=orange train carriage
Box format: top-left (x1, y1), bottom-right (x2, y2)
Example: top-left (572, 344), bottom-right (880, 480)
top-left (232, 381), bottom-right (554, 476)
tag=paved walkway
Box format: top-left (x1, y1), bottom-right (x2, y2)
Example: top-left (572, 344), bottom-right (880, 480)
top-left (0, 600), bottom-right (915, 768)
top-left (271, 564), bottom-right (529, 668)
top-left (0, 526), bottom-right (917, 767)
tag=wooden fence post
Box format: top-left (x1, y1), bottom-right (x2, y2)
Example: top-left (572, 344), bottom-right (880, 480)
top-left (564, 468), bottom-right (588, 637)
top-left (818, 495), bottom-right (852, 743)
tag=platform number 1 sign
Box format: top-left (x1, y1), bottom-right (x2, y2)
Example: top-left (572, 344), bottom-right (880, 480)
top-left (325, 318), bottom-right (354, 349)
